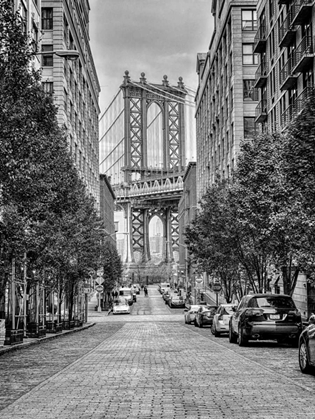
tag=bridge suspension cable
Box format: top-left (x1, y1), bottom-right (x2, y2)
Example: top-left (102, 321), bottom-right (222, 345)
top-left (104, 154), bottom-right (124, 175)
top-left (130, 80), bottom-right (195, 107)
top-left (99, 109), bottom-right (124, 143)
top-left (145, 82), bottom-right (196, 105)
top-left (99, 136), bottom-right (124, 166)
top-left (161, 83), bottom-right (196, 99)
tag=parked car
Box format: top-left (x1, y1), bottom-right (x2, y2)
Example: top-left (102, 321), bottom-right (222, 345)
top-left (132, 284), bottom-right (141, 295)
top-left (211, 304), bottom-right (235, 336)
top-left (112, 300), bottom-right (131, 315)
top-left (229, 293), bottom-right (302, 346)
top-left (118, 287), bottom-right (134, 306)
top-left (168, 294), bottom-right (185, 308)
top-left (159, 282), bottom-right (170, 294)
top-left (162, 290), bottom-right (171, 303)
top-left (195, 305), bottom-right (217, 327)
top-left (299, 314), bottom-right (315, 374)
top-left (184, 304), bottom-right (201, 324)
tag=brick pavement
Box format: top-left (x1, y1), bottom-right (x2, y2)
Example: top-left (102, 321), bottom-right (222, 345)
top-left (0, 321), bottom-right (315, 419)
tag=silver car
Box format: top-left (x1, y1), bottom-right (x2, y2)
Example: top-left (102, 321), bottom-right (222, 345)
top-left (184, 305), bottom-right (202, 324)
top-left (211, 304), bottom-right (235, 336)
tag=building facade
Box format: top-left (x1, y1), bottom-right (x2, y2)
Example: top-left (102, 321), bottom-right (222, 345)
top-left (40, 0), bottom-right (101, 206)
top-left (14, 0), bottom-right (41, 69)
top-left (178, 162), bottom-right (197, 290)
top-left (254, 1), bottom-right (315, 135)
top-left (254, 0), bottom-right (315, 317)
top-left (195, 0), bottom-right (259, 202)
top-left (99, 174), bottom-right (116, 246)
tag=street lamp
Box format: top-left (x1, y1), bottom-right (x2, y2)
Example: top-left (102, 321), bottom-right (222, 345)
top-left (35, 49), bottom-right (80, 61)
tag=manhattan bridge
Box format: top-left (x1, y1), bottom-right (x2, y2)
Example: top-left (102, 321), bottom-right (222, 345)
top-left (99, 71), bottom-right (196, 274)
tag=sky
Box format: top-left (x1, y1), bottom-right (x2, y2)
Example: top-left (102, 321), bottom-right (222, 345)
top-left (89, 0), bottom-right (214, 115)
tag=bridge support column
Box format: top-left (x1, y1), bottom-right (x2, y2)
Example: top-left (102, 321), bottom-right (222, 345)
top-left (143, 209), bottom-right (150, 262)
top-left (124, 202), bottom-right (134, 263)
top-left (165, 207), bottom-right (173, 263)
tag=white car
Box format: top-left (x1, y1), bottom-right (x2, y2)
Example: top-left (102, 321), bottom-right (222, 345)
top-left (184, 305), bottom-right (201, 324)
top-left (211, 304), bottom-right (235, 336)
top-left (112, 300), bottom-right (131, 315)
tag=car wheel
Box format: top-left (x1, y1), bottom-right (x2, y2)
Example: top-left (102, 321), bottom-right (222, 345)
top-left (194, 319), bottom-right (198, 327)
top-left (211, 323), bottom-right (215, 335)
top-left (184, 317), bottom-right (189, 324)
top-left (213, 324), bottom-right (220, 337)
top-left (199, 321), bottom-right (203, 328)
top-left (299, 340), bottom-right (311, 374)
top-left (229, 324), bottom-right (237, 343)
top-left (238, 325), bottom-right (248, 347)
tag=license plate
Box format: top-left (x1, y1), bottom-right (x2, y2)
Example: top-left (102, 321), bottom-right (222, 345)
top-left (269, 314), bottom-right (280, 320)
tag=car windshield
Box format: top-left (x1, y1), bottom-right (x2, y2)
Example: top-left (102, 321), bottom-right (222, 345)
top-left (222, 306), bottom-right (234, 315)
top-left (255, 297), bottom-right (296, 309)
top-left (119, 289), bottom-right (131, 296)
top-left (203, 310), bottom-right (214, 316)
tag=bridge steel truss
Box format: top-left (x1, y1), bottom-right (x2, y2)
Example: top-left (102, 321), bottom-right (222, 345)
top-left (117, 71), bottom-right (187, 264)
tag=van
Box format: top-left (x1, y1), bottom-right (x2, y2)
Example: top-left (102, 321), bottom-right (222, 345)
top-left (119, 287), bottom-right (133, 305)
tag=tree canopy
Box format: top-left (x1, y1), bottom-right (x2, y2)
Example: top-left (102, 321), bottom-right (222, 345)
top-left (186, 90), bottom-right (315, 299)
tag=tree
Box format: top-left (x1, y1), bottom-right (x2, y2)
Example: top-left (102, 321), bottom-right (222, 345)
top-left (186, 181), bottom-right (243, 303)
top-left (0, 1), bottom-right (107, 328)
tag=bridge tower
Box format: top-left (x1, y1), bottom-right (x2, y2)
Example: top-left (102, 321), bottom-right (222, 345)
top-left (116, 71), bottom-right (187, 269)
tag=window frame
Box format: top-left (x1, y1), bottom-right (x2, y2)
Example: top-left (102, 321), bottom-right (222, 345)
top-left (241, 10), bottom-right (257, 31)
top-left (242, 44), bottom-right (258, 65)
top-left (42, 8), bottom-right (53, 30)
top-left (41, 44), bottom-right (53, 67)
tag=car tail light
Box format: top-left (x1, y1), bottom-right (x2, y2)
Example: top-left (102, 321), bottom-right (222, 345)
top-left (283, 309), bottom-right (301, 321)
top-left (245, 308), bottom-right (264, 317)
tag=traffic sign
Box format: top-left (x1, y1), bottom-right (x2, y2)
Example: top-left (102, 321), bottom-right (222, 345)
top-left (195, 276), bottom-right (203, 290)
top-left (95, 285), bottom-right (103, 293)
top-left (95, 277), bottom-right (104, 285)
top-left (213, 282), bottom-right (222, 293)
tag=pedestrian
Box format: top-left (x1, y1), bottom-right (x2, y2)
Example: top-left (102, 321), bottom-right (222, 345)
top-left (144, 286), bottom-right (148, 297)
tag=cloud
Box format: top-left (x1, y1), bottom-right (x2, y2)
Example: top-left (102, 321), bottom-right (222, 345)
top-left (90, 0), bottom-right (213, 112)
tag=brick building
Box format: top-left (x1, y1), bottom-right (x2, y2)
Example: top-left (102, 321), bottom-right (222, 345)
top-left (99, 175), bottom-right (116, 245)
top-left (40, 0), bottom-right (101, 207)
top-left (254, 0), bottom-right (315, 135)
top-left (254, 0), bottom-right (315, 317)
top-left (178, 162), bottom-right (197, 290)
top-left (195, 0), bottom-right (259, 203)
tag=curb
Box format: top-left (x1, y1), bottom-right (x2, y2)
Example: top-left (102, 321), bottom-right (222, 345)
top-left (0, 322), bottom-right (96, 357)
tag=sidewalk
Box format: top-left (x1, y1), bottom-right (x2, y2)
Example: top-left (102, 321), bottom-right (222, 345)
top-left (0, 322), bottom-right (95, 356)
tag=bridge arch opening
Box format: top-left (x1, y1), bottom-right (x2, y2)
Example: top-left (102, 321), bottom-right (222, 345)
top-left (147, 102), bottom-right (163, 170)
top-left (149, 215), bottom-right (164, 264)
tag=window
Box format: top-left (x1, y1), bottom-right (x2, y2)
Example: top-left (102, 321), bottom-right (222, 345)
top-left (41, 45), bottom-right (53, 66)
top-left (244, 117), bottom-right (257, 139)
top-left (242, 44), bottom-right (258, 65)
top-left (42, 82), bottom-right (53, 94)
top-left (243, 80), bottom-right (257, 100)
top-left (20, 4), bottom-right (27, 34)
top-left (42, 8), bottom-right (53, 30)
top-left (242, 10), bottom-right (257, 31)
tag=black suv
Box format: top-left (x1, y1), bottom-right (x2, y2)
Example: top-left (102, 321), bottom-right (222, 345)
top-left (229, 293), bottom-right (302, 346)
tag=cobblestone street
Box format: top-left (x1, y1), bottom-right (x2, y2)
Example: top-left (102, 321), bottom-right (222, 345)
top-left (0, 286), bottom-right (315, 419)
